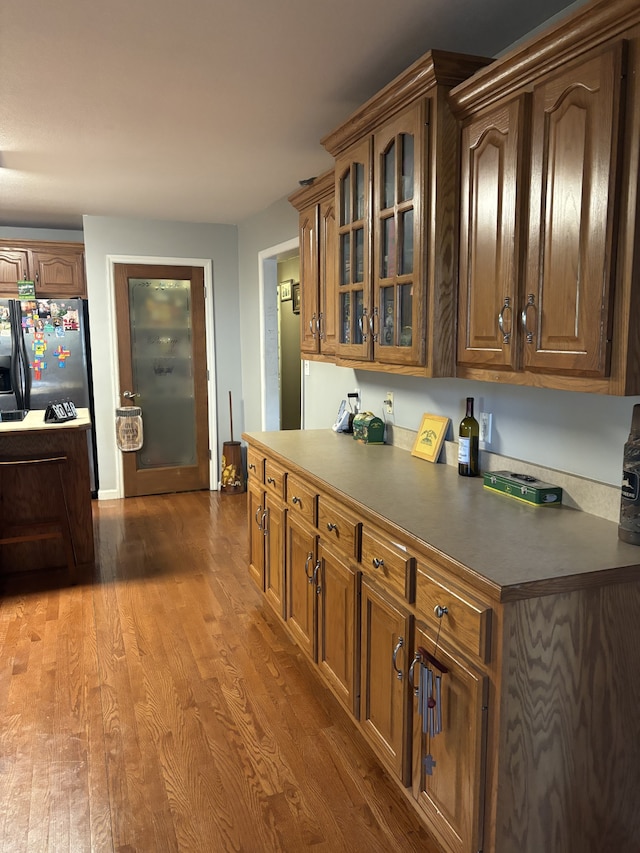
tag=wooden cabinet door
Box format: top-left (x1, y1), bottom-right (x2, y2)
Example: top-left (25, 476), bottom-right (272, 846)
top-left (411, 622), bottom-right (488, 853)
top-left (360, 577), bottom-right (412, 785)
top-left (299, 201), bottom-right (320, 356)
top-left (247, 479), bottom-right (266, 591)
top-left (372, 102), bottom-right (426, 367)
top-left (334, 137), bottom-right (372, 361)
top-left (264, 494), bottom-right (286, 620)
top-left (0, 249), bottom-right (29, 296)
top-left (31, 247), bottom-right (86, 297)
top-left (319, 194), bottom-right (338, 356)
top-left (458, 98), bottom-right (526, 370)
top-left (524, 43), bottom-right (625, 377)
top-left (285, 511), bottom-right (317, 660)
top-left (317, 541), bottom-right (359, 717)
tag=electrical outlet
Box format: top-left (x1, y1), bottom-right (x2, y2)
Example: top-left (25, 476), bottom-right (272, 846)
top-left (479, 411), bottom-right (492, 443)
top-left (384, 392), bottom-right (394, 414)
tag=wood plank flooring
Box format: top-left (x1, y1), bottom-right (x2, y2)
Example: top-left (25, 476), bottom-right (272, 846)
top-left (0, 491), bottom-right (443, 853)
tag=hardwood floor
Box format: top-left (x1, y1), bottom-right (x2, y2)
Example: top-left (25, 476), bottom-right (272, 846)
top-left (0, 491), bottom-right (442, 853)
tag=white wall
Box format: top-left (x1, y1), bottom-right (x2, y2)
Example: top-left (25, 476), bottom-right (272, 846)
top-left (83, 215), bottom-right (241, 498)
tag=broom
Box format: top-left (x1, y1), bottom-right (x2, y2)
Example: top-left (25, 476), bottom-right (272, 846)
top-left (220, 391), bottom-right (245, 494)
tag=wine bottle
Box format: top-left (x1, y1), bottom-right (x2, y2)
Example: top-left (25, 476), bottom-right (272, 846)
top-left (458, 397), bottom-right (479, 477)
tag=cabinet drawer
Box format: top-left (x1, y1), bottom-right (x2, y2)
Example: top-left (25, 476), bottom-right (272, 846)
top-left (361, 528), bottom-right (415, 602)
top-left (287, 474), bottom-right (317, 525)
top-left (246, 448), bottom-right (264, 482)
top-left (317, 494), bottom-right (361, 560)
top-left (416, 562), bottom-right (492, 662)
top-left (264, 458), bottom-right (287, 501)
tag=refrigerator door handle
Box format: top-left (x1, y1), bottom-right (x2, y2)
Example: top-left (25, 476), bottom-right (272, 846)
top-left (8, 301), bottom-right (24, 410)
top-left (17, 308), bottom-right (31, 409)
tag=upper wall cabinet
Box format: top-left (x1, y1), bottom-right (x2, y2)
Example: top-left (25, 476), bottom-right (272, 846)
top-left (321, 50), bottom-right (491, 377)
top-left (0, 240), bottom-right (87, 299)
top-left (450, 0), bottom-right (640, 394)
top-left (289, 170), bottom-right (337, 360)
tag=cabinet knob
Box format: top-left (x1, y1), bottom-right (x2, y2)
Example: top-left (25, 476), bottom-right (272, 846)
top-left (292, 496), bottom-right (301, 505)
top-left (327, 522), bottom-right (337, 532)
top-left (267, 476), bottom-right (275, 485)
top-left (372, 557), bottom-right (384, 569)
top-left (434, 604), bottom-right (448, 619)
top-left (248, 463), bottom-right (256, 471)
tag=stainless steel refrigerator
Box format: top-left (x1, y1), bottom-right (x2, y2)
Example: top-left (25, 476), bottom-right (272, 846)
top-left (0, 297), bottom-right (98, 493)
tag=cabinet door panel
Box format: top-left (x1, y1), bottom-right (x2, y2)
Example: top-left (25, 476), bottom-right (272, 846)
top-left (360, 578), bottom-right (412, 785)
top-left (317, 542), bottom-right (359, 717)
top-left (525, 43), bottom-right (625, 376)
top-left (31, 248), bottom-right (86, 297)
top-left (286, 512), bottom-right (317, 659)
top-left (247, 480), bottom-right (266, 591)
top-left (264, 495), bottom-right (286, 619)
top-left (412, 622), bottom-right (488, 853)
top-left (0, 249), bottom-right (29, 296)
top-left (319, 196), bottom-right (338, 355)
top-left (458, 99), bottom-right (525, 369)
top-left (299, 202), bottom-right (320, 355)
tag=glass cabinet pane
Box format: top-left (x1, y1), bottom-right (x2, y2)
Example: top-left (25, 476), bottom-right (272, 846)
top-left (341, 173), bottom-right (351, 226)
top-left (381, 217), bottom-right (396, 280)
top-left (383, 141), bottom-right (396, 209)
top-left (380, 286), bottom-right (395, 347)
top-left (340, 233), bottom-right (351, 286)
top-left (340, 292), bottom-right (351, 344)
top-left (354, 228), bottom-right (364, 283)
top-left (355, 164), bottom-right (365, 220)
top-left (399, 284), bottom-right (413, 347)
top-left (400, 134), bottom-right (414, 202)
top-left (355, 291), bottom-right (364, 344)
top-left (400, 209), bottom-right (414, 275)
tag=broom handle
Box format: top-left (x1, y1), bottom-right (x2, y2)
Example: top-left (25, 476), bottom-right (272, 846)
top-left (229, 391), bottom-right (234, 443)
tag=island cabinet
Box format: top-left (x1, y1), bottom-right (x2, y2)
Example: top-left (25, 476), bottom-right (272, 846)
top-left (319, 50), bottom-right (490, 377)
top-left (0, 239), bottom-right (87, 298)
top-left (288, 170), bottom-right (338, 360)
top-left (450, 0), bottom-right (640, 394)
top-left (243, 429), bottom-right (640, 853)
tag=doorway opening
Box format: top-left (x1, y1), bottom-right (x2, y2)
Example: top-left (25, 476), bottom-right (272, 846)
top-left (258, 238), bottom-right (302, 432)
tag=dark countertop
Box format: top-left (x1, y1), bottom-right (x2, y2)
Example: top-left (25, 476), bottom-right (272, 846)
top-left (243, 429), bottom-right (640, 601)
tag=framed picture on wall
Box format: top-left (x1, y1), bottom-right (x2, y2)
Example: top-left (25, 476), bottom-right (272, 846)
top-left (292, 282), bottom-right (300, 314)
top-left (280, 279), bottom-right (293, 301)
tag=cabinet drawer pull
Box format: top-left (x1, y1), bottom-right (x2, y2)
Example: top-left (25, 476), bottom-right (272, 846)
top-left (326, 522), bottom-right (337, 532)
top-left (498, 296), bottom-right (512, 343)
top-left (267, 476), bottom-right (276, 485)
top-left (521, 293), bottom-right (536, 343)
top-left (261, 510), bottom-right (268, 535)
top-left (313, 560), bottom-right (321, 594)
top-left (372, 557), bottom-right (384, 569)
top-left (434, 604), bottom-right (448, 619)
top-left (304, 552), bottom-right (314, 582)
top-left (392, 636), bottom-right (404, 681)
top-left (248, 462), bottom-right (256, 471)
top-left (409, 652), bottom-right (420, 696)
top-left (255, 505), bottom-right (263, 527)
top-left (292, 496), bottom-right (301, 505)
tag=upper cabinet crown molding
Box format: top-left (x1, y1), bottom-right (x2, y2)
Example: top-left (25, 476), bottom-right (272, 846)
top-left (288, 169), bottom-right (335, 212)
top-left (321, 50), bottom-right (491, 157)
top-left (448, 0), bottom-right (640, 117)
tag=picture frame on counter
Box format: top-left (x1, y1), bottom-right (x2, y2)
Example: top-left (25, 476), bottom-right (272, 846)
top-left (412, 413), bottom-right (450, 463)
top-left (280, 279), bottom-right (293, 301)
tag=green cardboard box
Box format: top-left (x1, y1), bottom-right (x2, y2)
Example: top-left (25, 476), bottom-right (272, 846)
top-left (483, 470), bottom-right (562, 506)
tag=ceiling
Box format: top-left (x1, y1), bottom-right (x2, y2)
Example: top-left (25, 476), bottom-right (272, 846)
top-left (1, 0), bottom-right (585, 231)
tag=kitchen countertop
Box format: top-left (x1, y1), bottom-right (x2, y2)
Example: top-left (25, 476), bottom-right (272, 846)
top-left (244, 429), bottom-right (640, 601)
top-left (0, 408), bottom-right (91, 433)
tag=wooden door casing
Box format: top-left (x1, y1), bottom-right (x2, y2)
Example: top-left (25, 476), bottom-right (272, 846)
top-left (317, 541), bottom-right (360, 718)
top-left (360, 577), bottom-right (412, 786)
top-left (524, 42), bottom-right (626, 377)
top-left (114, 263), bottom-right (210, 497)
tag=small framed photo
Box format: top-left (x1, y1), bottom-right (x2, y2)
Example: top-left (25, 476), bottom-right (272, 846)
top-left (411, 413), bottom-right (450, 463)
top-left (292, 282), bottom-right (300, 314)
top-left (280, 279), bottom-right (293, 301)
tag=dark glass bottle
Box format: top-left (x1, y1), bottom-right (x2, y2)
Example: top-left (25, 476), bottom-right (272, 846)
top-left (458, 397), bottom-right (479, 477)
top-left (619, 404), bottom-right (640, 544)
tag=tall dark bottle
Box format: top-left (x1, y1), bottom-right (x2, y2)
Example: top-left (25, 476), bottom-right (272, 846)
top-left (458, 397), bottom-right (479, 477)
top-left (618, 404), bottom-right (640, 544)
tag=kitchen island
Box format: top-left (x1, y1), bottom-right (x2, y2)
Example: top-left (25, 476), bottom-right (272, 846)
top-left (244, 429), bottom-right (640, 853)
top-left (0, 408), bottom-right (94, 580)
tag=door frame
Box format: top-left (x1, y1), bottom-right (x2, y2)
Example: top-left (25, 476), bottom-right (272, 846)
top-left (258, 237), bottom-right (303, 431)
top-left (107, 254), bottom-right (217, 500)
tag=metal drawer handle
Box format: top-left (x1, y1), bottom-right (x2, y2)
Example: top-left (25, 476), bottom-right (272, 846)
top-left (434, 604), bottom-right (448, 619)
top-left (304, 552), bottom-right (314, 582)
top-left (392, 636), bottom-right (404, 681)
top-left (292, 496), bottom-right (301, 505)
top-left (267, 476), bottom-right (276, 485)
top-left (248, 463), bottom-right (256, 472)
top-left (327, 522), bottom-right (337, 532)
top-left (409, 652), bottom-right (420, 696)
top-left (261, 510), bottom-right (268, 536)
top-left (255, 504), bottom-right (263, 527)
top-left (498, 296), bottom-right (512, 343)
top-left (372, 557), bottom-right (384, 569)
top-left (313, 560), bottom-right (321, 594)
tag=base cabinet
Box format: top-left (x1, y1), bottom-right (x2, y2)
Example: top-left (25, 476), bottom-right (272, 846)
top-left (359, 577), bottom-right (413, 786)
top-left (285, 511), bottom-right (317, 658)
top-left (411, 622), bottom-right (488, 853)
top-left (247, 478), bottom-right (266, 591)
